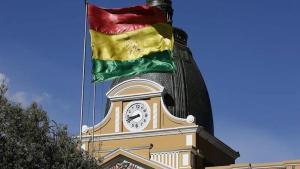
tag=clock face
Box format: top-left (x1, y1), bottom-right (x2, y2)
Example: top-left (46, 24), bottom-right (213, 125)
top-left (123, 101), bottom-right (151, 132)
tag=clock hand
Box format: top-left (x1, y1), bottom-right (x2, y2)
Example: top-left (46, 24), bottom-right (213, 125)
top-left (127, 114), bottom-right (141, 123)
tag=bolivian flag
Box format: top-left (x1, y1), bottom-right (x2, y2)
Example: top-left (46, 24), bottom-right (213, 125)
top-left (88, 4), bottom-right (175, 82)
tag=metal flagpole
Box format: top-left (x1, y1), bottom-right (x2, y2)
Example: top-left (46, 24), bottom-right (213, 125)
top-left (79, 0), bottom-right (88, 141)
top-left (92, 82), bottom-right (96, 156)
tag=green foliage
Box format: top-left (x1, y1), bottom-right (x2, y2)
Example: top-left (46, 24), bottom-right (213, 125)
top-left (0, 83), bottom-right (100, 169)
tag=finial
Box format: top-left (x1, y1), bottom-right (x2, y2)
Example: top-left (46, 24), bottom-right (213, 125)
top-left (146, 0), bottom-right (173, 24)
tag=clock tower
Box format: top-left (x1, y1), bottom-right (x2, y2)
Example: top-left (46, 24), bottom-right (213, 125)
top-left (82, 79), bottom-right (239, 169)
top-left (81, 0), bottom-right (239, 168)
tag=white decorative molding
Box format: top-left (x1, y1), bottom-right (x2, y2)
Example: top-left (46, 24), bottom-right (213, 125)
top-left (176, 153), bottom-right (179, 169)
top-left (161, 98), bottom-right (189, 123)
top-left (81, 126), bottom-right (198, 142)
top-left (109, 91), bottom-right (163, 102)
top-left (81, 143), bottom-right (87, 151)
top-left (96, 144), bottom-right (153, 153)
top-left (106, 79), bottom-right (165, 101)
top-left (109, 160), bottom-right (144, 169)
top-left (82, 103), bottom-right (114, 133)
top-left (81, 125), bottom-right (89, 133)
top-left (228, 161), bottom-right (300, 169)
top-left (115, 85), bottom-right (155, 95)
top-left (115, 107), bottom-right (120, 133)
top-left (186, 115), bottom-right (195, 123)
top-left (182, 153), bottom-right (189, 167)
top-left (186, 134), bottom-right (193, 146)
top-left (151, 151), bottom-right (179, 169)
top-left (153, 103), bottom-right (158, 129)
top-left (103, 148), bottom-right (172, 169)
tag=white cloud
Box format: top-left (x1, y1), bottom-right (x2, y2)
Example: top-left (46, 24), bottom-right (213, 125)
top-left (9, 91), bottom-right (51, 107)
top-left (0, 72), bottom-right (9, 84)
top-left (33, 92), bottom-right (51, 104)
top-left (0, 72), bottom-right (51, 106)
top-left (10, 91), bottom-right (28, 106)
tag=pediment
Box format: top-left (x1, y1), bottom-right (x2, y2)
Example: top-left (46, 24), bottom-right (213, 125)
top-left (101, 148), bottom-right (171, 169)
top-left (106, 79), bottom-right (164, 101)
top-left (82, 78), bottom-right (196, 135)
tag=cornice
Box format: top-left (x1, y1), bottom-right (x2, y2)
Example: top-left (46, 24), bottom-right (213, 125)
top-left (108, 91), bottom-right (163, 102)
top-left (197, 127), bottom-right (240, 159)
top-left (81, 125), bottom-right (198, 142)
top-left (106, 79), bottom-right (165, 101)
top-left (96, 144), bottom-right (153, 153)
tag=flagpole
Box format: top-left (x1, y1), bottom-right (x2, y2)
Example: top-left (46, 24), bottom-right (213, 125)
top-left (92, 82), bottom-right (96, 156)
top-left (79, 0), bottom-right (88, 141)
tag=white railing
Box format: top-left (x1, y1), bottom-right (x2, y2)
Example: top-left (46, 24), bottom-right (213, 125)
top-left (150, 151), bottom-right (179, 169)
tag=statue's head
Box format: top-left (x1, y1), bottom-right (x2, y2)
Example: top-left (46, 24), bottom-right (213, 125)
top-left (146, 0), bottom-right (173, 24)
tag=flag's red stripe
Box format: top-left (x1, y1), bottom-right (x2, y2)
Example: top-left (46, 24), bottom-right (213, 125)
top-left (88, 4), bottom-right (167, 35)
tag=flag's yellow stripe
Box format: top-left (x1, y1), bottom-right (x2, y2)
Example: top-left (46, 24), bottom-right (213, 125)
top-left (90, 23), bottom-right (173, 61)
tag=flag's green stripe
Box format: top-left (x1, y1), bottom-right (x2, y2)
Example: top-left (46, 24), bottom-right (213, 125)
top-left (92, 50), bottom-right (175, 82)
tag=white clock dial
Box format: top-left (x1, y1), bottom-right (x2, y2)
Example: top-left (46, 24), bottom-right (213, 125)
top-left (123, 101), bottom-right (151, 132)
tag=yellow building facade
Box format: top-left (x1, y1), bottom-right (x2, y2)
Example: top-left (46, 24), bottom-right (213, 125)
top-left (206, 160), bottom-right (300, 169)
top-left (81, 79), bottom-right (239, 169)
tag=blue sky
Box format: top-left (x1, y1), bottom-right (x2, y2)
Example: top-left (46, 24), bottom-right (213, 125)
top-left (0, 0), bottom-right (299, 163)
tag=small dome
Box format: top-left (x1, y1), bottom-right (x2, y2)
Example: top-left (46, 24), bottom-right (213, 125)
top-left (146, 0), bottom-right (172, 6)
top-left (147, 0), bottom-right (173, 24)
